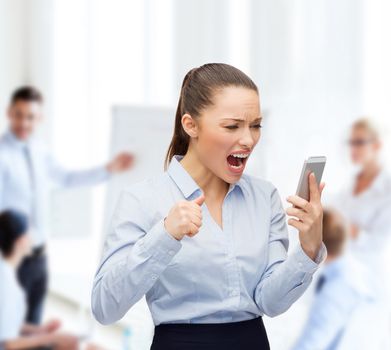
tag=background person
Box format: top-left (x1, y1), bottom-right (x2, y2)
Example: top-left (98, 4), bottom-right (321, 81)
top-left (292, 208), bottom-right (390, 350)
top-left (0, 86), bottom-right (135, 324)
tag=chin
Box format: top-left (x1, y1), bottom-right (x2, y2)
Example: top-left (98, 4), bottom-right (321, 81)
top-left (220, 170), bottom-right (243, 184)
top-left (15, 132), bottom-right (30, 140)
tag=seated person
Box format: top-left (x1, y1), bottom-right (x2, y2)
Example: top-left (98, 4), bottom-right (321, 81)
top-left (0, 209), bottom-right (90, 350)
top-left (291, 208), bottom-right (389, 350)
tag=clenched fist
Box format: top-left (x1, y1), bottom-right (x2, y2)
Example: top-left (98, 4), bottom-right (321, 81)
top-left (164, 193), bottom-right (205, 240)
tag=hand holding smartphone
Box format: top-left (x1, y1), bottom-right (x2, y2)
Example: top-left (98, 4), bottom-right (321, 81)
top-left (286, 156), bottom-right (326, 261)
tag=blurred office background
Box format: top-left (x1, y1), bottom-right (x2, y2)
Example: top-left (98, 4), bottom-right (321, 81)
top-left (1, 0), bottom-right (391, 349)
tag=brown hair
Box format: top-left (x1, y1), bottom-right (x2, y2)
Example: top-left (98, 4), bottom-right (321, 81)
top-left (10, 86), bottom-right (43, 105)
top-left (164, 63), bottom-right (258, 170)
top-left (322, 208), bottom-right (348, 257)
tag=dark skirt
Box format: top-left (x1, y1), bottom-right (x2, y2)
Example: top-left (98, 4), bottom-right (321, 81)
top-left (150, 317), bottom-right (270, 350)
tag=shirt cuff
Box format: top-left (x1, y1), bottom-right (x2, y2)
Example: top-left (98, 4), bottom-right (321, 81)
top-left (290, 242), bottom-right (327, 274)
top-left (101, 166), bottom-right (112, 180)
top-left (140, 218), bottom-right (182, 265)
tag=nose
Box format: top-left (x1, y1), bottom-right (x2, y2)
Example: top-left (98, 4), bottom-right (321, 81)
top-left (238, 127), bottom-right (256, 149)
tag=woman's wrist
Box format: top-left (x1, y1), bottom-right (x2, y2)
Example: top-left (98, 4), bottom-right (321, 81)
top-left (164, 217), bottom-right (182, 241)
top-left (301, 241), bottom-right (322, 262)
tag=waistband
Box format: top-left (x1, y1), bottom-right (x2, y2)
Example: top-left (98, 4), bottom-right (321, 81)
top-left (155, 316), bottom-right (264, 333)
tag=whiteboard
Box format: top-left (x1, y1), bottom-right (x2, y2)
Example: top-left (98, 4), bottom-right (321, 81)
top-left (105, 105), bottom-right (175, 225)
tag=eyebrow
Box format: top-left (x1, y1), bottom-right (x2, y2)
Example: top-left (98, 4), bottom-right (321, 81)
top-left (221, 117), bottom-right (262, 122)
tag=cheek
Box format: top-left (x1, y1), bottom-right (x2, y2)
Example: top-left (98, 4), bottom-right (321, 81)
top-left (254, 131), bottom-right (261, 144)
top-left (199, 129), bottom-right (235, 153)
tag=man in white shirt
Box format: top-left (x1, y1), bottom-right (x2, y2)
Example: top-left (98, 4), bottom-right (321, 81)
top-left (0, 86), bottom-right (134, 324)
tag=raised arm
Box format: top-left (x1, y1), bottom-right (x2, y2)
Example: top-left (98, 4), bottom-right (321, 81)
top-left (254, 176), bottom-right (326, 317)
top-left (47, 152), bottom-right (134, 188)
top-left (91, 188), bottom-right (181, 325)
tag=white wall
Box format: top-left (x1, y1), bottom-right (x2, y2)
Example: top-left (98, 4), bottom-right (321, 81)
top-left (250, 0), bottom-right (365, 198)
top-left (0, 0), bottom-right (28, 131)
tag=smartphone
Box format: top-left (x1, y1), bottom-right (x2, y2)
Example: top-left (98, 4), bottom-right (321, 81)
top-left (295, 156), bottom-right (326, 201)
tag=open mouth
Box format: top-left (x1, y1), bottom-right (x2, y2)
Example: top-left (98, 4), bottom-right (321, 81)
top-left (226, 153), bottom-right (250, 173)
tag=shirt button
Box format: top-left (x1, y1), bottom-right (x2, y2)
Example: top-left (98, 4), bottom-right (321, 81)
top-left (151, 274), bottom-right (158, 280)
top-left (230, 290), bottom-right (238, 297)
top-left (168, 250), bottom-right (175, 256)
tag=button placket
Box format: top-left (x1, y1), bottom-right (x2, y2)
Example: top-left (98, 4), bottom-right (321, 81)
top-left (223, 197), bottom-right (241, 307)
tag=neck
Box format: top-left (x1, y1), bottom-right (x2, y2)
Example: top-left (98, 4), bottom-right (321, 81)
top-left (359, 160), bottom-right (381, 179)
top-left (180, 149), bottom-right (228, 200)
top-left (325, 255), bottom-right (337, 264)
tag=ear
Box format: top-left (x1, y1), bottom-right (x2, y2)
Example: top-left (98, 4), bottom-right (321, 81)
top-left (181, 113), bottom-right (199, 138)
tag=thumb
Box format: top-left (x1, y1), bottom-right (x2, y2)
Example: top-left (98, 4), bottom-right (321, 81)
top-left (192, 193), bottom-right (205, 206)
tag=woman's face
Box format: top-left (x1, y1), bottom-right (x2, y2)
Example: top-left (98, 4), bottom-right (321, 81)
top-left (195, 86), bottom-right (261, 184)
top-left (349, 126), bottom-right (380, 165)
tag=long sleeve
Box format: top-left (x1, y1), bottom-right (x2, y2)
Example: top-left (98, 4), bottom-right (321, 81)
top-left (254, 187), bottom-right (326, 317)
top-left (91, 188), bottom-right (181, 325)
top-left (46, 154), bottom-right (110, 188)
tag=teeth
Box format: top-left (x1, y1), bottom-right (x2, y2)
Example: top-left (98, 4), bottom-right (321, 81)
top-left (229, 164), bottom-right (243, 169)
top-left (231, 153), bottom-right (249, 158)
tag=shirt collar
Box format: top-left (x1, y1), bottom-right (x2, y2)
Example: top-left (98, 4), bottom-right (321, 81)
top-left (167, 155), bottom-right (245, 200)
